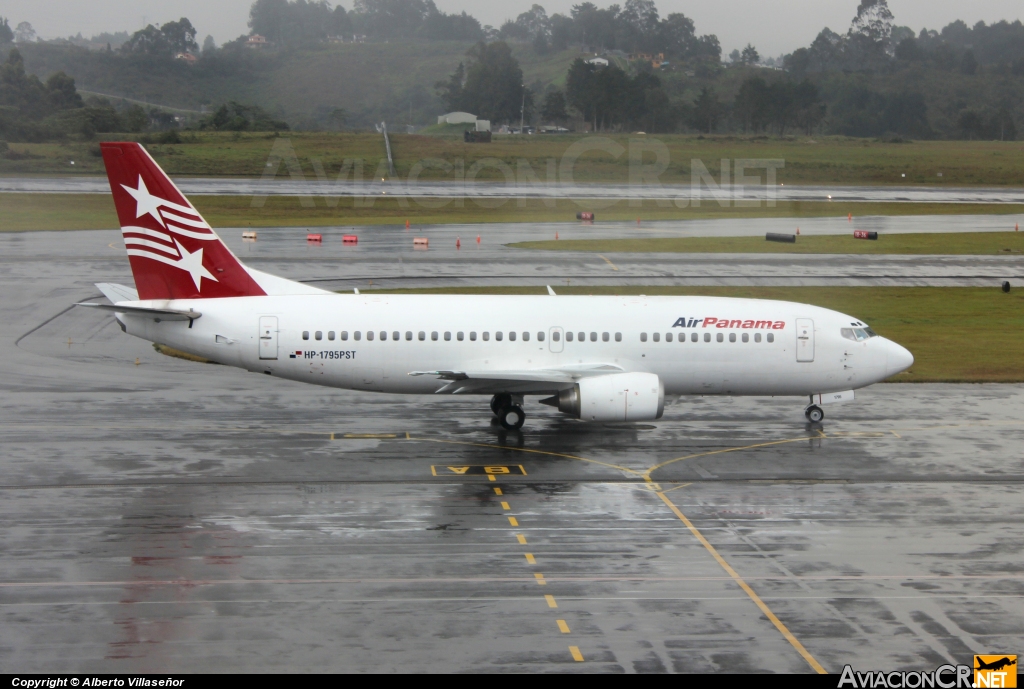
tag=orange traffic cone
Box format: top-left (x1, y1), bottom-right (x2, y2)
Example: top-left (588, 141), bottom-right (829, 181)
top-left (405, 219), bottom-right (410, 229)
top-left (796, 227), bottom-right (800, 235)
top-left (555, 232), bottom-right (559, 240)
top-left (456, 237), bottom-right (461, 249)
top-left (636, 218), bottom-right (641, 226)
top-left (476, 234), bottom-right (481, 244)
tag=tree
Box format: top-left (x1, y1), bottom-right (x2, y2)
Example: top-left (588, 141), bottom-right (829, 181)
top-left (202, 35), bottom-right (217, 53)
top-left (689, 87), bottom-right (721, 133)
top-left (14, 22), bottom-right (35, 43)
top-left (740, 44), bottom-right (759, 65)
top-left (734, 76), bottom-right (769, 132)
top-left (459, 41), bottom-right (527, 123)
top-left (850, 0), bottom-right (893, 44)
top-left (0, 18), bottom-right (13, 44)
top-left (541, 89), bottom-right (568, 123)
top-left (434, 61), bottom-right (465, 112)
top-left (565, 57), bottom-right (598, 128)
top-left (957, 110), bottom-right (984, 140)
top-left (961, 49), bottom-right (978, 75)
top-left (729, 48), bottom-right (740, 63)
top-left (122, 18), bottom-right (197, 56)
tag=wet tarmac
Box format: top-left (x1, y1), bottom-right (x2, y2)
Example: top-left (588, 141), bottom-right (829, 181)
top-left (4, 175), bottom-right (1024, 204)
top-left (2, 226), bottom-right (1023, 673)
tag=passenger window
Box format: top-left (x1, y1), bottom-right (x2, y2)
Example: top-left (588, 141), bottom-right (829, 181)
top-left (566, 332), bottom-right (574, 342)
top-left (470, 332), bottom-right (477, 341)
top-left (444, 332), bottom-right (451, 341)
top-left (641, 333), bottom-right (648, 342)
top-left (615, 332), bottom-right (621, 342)
top-left (729, 333), bottom-right (736, 342)
top-left (393, 331), bottom-right (399, 341)
top-left (653, 333), bottom-right (660, 342)
top-left (419, 331), bottom-right (426, 341)
top-left (495, 331), bottom-right (503, 341)
top-left (509, 331), bottom-right (516, 341)
top-left (665, 333), bottom-right (673, 342)
top-left (354, 331), bottom-right (361, 341)
top-left (340, 331), bottom-right (349, 341)
top-left (704, 333), bottom-right (710, 342)
top-left (754, 333), bottom-right (761, 342)
top-left (406, 331), bottom-right (413, 341)
top-left (767, 333), bottom-right (775, 343)
top-left (367, 331), bottom-right (374, 341)
top-left (483, 332), bottom-right (490, 341)
top-left (742, 333), bottom-right (749, 343)
top-left (717, 333), bottom-right (723, 342)
top-left (590, 332), bottom-right (597, 342)
top-left (578, 332), bottom-right (585, 342)
top-left (302, 331), bottom-right (310, 340)
top-left (551, 331), bottom-right (559, 342)
top-left (431, 331), bottom-right (438, 341)
top-left (602, 332), bottom-right (609, 342)
top-left (523, 332), bottom-right (530, 342)
top-left (457, 332), bottom-right (464, 341)
top-left (380, 331), bottom-right (387, 341)
top-left (315, 331), bottom-right (323, 341)
top-left (538, 332), bottom-right (546, 342)
top-left (328, 331), bottom-right (335, 341)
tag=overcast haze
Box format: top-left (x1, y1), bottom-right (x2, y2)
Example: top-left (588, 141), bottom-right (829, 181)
top-left (3, 0), bottom-right (1022, 57)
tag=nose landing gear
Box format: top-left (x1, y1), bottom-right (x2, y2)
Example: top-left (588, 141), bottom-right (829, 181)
top-left (490, 394), bottom-right (526, 430)
top-left (805, 403), bottom-right (824, 423)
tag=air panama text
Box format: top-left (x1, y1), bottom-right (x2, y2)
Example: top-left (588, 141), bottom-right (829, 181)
top-left (673, 317), bottom-right (787, 330)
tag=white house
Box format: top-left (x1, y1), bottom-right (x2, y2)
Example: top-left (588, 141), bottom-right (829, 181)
top-left (586, 57), bottom-right (609, 66)
top-left (438, 112), bottom-right (491, 132)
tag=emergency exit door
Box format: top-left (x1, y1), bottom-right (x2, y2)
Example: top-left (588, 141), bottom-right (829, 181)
top-left (259, 316), bottom-right (278, 360)
top-left (796, 318), bottom-right (814, 362)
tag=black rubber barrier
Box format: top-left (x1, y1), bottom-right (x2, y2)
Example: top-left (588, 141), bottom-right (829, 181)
top-left (854, 230), bottom-right (879, 240)
top-left (1003, 281), bottom-right (1011, 293)
top-left (766, 233), bottom-right (797, 243)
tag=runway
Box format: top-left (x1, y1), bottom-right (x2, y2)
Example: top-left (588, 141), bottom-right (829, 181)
top-left (4, 175), bottom-right (1024, 204)
top-left (2, 225), bottom-right (1023, 673)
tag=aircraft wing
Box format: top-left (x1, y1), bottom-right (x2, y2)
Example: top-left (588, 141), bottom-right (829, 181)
top-left (409, 363), bottom-right (624, 394)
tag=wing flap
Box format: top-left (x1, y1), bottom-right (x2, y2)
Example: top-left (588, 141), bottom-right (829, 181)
top-left (409, 364), bottom-right (624, 395)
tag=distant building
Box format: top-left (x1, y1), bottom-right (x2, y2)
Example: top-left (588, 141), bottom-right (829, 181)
top-left (586, 57), bottom-right (609, 67)
top-left (174, 52), bottom-right (197, 64)
top-left (246, 34), bottom-right (267, 48)
top-left (630, 52), bottom-right (665, 68)
top-left (437, 112), bottom-right (490, 132)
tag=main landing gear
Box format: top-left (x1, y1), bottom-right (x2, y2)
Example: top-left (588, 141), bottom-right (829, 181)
top-left (804, 398), bottom-right (825, 423)
top-left (490, 394), bottom-right (526, 431)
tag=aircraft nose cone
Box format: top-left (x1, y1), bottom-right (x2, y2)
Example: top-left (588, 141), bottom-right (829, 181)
top-left (885, 340), bottom-right (914, 377)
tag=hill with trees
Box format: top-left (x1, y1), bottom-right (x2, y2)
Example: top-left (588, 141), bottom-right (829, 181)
top-left (0, 0), bottom-right (1021, 141)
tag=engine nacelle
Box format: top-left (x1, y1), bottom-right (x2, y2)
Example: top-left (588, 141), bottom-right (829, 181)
top-left (544, 372), bottom-right (664, 422)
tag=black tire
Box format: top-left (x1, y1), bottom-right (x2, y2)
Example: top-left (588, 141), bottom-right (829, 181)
top-left (490, 394), bottom-right (512, 416)
top-left (806, 405), bottom-right (824, 423)
top-left (499, 405), bottom-right (525, 430)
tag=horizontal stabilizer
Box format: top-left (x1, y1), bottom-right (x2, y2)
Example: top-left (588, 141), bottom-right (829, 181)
top-left (76, 302), bottom-right (201, 321)
top-left (95, 283), bottom-right (139, 303)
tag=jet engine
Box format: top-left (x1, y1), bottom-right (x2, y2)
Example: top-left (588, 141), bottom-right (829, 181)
top-left (541, 372), bottom-right (664, 422)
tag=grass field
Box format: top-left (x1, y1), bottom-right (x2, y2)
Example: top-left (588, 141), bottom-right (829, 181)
top-left (512, 230), bottom-right (1024, 255)
top-left (3, 131), bottom-right (1024, 186)
top-left (365, 286), bottom-right (1024, 383)
top-left (2, 192), bottom-right (1023, 232)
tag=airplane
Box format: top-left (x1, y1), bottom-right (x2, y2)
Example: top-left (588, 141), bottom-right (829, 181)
top-left (79, 142), bottom-right (914, 430)
top-left (976, 657), bottom-right (1017, 672)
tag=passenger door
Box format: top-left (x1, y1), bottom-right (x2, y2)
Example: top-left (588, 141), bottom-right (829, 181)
top-left (549, 327), bottom-right (564, 353)
top-left (259, 316), bottom-right (278, 360)
top-left (795, 318), bottom-right (814, 362)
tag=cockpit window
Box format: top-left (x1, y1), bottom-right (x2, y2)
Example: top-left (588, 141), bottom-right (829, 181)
top-left (841, 327), bottom-right (877, 341)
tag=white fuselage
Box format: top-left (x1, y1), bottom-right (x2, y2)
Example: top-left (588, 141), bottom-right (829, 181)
top-left (116, 294), bottom-right (910, 398)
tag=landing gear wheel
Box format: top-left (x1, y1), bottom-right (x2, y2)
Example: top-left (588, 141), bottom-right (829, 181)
top-left (805, 405), bottom-right (824, 423)
top-left (490, 394), bottom-right (512, 416)
top-left (498, 405), bottom-right (526, 430)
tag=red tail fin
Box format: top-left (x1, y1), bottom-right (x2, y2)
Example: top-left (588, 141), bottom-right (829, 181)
top-left (101, 142), bottom-right (265, 300)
